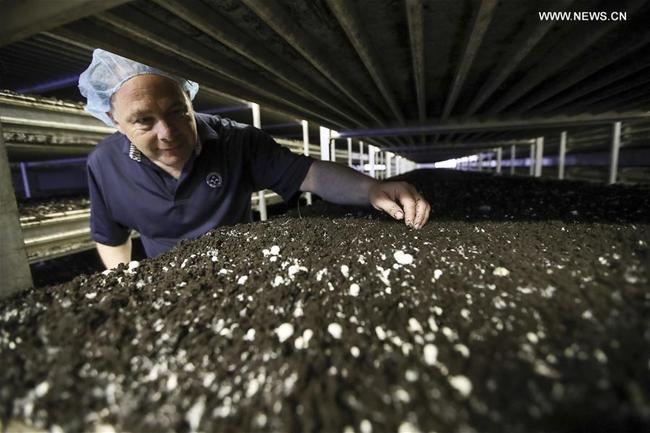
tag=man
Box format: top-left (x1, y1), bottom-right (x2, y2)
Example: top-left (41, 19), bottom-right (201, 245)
top-left (79, 49), bottom-right (431, 269)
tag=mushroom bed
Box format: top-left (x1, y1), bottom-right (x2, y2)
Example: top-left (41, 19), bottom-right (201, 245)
top-left (18, 196), bottom-right (90, 219)
top-left (1, 169), bottom-right (650, 433)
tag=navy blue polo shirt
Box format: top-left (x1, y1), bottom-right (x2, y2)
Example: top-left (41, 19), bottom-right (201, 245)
top-left (87, 113), bottom-right (314, 257)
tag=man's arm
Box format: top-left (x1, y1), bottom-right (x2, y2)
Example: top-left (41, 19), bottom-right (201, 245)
top-left (299, 160), bottom-right (431, 229)
top-left (96, 238), bottom-right (132, 269)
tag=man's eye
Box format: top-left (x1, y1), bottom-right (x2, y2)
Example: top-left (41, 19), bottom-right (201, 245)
top-left (135, 117), bottom-right (152, 125)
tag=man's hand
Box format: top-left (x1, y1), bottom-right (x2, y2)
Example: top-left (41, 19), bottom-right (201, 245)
top-left (300, 161), bottom-right (431, 228)
top-left (369, 181), bottom-right (431, 229)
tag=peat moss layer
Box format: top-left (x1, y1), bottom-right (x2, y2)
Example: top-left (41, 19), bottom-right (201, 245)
top-left (1, 170), bottom-right (649, 433)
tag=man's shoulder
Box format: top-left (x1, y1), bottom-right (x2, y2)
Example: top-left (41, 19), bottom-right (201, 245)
top-left (88, 132), bottom-right (127, 168)
top-left (196, 112), bottom-right (249, 133)
top-left (195, 113), bottom-right (267, 161)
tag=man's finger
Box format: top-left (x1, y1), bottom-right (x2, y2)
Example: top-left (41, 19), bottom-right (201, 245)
top-left (424, 204), bottom-right (431, 228)
top-left (417, 201), bottom-right (431, 229)
top-left (373, 194), bottom-right (405, 220)
top-left (413, 197), bottom-right (428, 229)
top-left (412, 197), bottom-right (423, 228)
top-left (399, 194), bottom-right (417, 228)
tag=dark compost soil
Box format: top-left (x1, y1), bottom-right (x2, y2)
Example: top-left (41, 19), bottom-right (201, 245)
top-left (29, 238), bottom-right (147, 289)
top-left (1, 169), bottom-right (649, 433)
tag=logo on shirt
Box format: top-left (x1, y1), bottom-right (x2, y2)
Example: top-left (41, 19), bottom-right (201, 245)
top-left (206, 172), bottom-right (223, 188)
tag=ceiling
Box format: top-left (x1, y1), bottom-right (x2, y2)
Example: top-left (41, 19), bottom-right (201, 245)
top-left (2, 0), bottom-right (650, 162)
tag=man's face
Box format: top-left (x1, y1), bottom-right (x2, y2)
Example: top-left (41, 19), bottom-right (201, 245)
top-left (110, 74), bottom-right (197, 174)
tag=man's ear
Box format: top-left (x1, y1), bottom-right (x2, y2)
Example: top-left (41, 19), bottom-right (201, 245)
top-left (108, 112), bottom-right (125, 134)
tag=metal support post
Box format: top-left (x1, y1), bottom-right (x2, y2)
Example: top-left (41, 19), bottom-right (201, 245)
top-left (534, 136), bottom-right (544, 177)
top-left (301, 120), bottom-right (312, 205)
top-left (347, 138), bottom-right (352, 167)
top-left (386, 152), bottom-right (393, 178)
top-left (529, 142), bottom-right (535, 176)
top-left (0, 120), bottom-right (33, 298)
top-left (251, 102), bottom-right (261, 131)
top-left (496, 147), bottom-right (502, 174)
top-left (320, 126), bottom-right (331, 161)
top-left (330, 138), bottom-right (336, 162)
top-left (609, 121), bottom-right (621, 184)
top-left (359, 141), bottom-right (364, 172)
top-left (19, 162), bottom-right (31, 198)
top-left (477, 153), bottom-right (483, 171)
top-left (251, 103), bottom-right (267, 221)
top-left (558, 131), bottom-right (567, 180)
top-left (510, 145), bottom-right (516, 175)
top-left (375, 147), bottom-right (380, 177)
top-left (369, 145), bottom-right (376, 178)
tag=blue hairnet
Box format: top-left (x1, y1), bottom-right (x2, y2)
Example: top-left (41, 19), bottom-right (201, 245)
top-left (78, 49), bottom-right (199, 127)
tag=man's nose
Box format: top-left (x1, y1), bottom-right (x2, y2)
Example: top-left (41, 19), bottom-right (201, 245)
top-left (155, 119), bottom-right (174, 141)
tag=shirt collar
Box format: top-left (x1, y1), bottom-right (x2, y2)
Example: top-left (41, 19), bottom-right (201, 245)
top-left (123, 113), bottom-right (218, 163)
